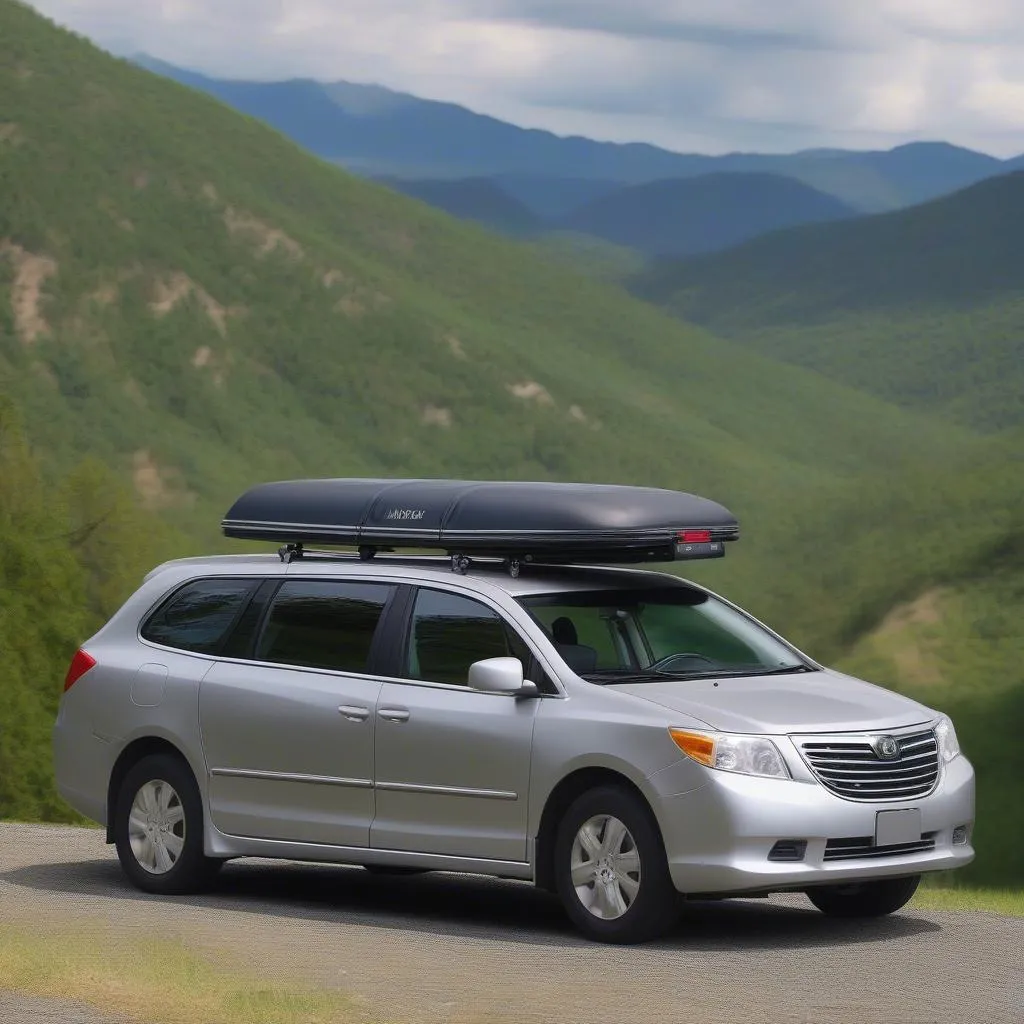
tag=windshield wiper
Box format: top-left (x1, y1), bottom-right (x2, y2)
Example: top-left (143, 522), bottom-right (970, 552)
top-left (585, 664), bottom-right (814, 684)
top-left (583, 670), bottom-right (673, 684)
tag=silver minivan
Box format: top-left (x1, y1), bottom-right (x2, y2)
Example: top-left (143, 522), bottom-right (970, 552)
top-left (53, 530), bottom-right (975, 942)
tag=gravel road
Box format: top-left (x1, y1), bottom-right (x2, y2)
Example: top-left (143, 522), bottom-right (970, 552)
top-left (1, 823), bottom-right (1021, 1024)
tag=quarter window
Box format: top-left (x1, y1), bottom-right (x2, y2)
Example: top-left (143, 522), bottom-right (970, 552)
top-left (142, 578), bottom-right (258, 654)
top-left (255, 580), bottom-right (394, 673)
top-left (406, 589), bottom-right (532, 686)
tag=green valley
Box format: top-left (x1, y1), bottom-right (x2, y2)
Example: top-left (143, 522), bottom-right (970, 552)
top-left (0, 0), bottom-right (1021, 888)
top-left (633, 173), bottom-right (1024, 432)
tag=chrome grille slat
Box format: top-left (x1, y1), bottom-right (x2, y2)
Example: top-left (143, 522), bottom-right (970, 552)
top-left (814, 761), bottom-right (938, 777)
top-left (805, 751), bottom-right (936, 768)
top-left (814, 770), bottom-right (939, 786)
top-left (900, 738), bottom-right (937, 752)
top-left (823, 833), bottom-right (937, 861)
top-left (797, 729), bottom-right (940, 802)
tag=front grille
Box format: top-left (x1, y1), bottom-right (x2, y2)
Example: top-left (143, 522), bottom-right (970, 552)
top-left (824, 833), bottom-right (937, 861)
top-left (799, 729), bottom-right (939, 801)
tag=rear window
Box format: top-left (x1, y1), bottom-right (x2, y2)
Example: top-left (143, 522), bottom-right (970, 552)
top-left (142, 578), bottom-right (258, 654)
top-left (255, 579), bottom-right (395, 674)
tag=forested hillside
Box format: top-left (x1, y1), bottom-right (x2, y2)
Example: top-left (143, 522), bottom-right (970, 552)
top-left (633, 173), bottom-right (1024, 432)
top-left (0, 0), bottom-right (968, 559)
top-left (0, 401), bottom-right (183, 819)
top-left (1, 0), bottom-right (1021, 886)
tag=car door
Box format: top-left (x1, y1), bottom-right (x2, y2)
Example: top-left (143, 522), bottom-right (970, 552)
top-left (371, 586), bottom-right (541, 863)
top-left (200, 577), bottom-right (397, 848)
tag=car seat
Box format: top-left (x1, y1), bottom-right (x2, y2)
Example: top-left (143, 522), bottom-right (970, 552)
top-left (551, 616), bottom-right (599, 674)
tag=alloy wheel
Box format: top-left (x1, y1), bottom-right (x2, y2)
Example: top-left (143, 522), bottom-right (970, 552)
top-left (127, 779), bottom-right (186, 875)
top-left (570, 814), bottom-right (642, 920)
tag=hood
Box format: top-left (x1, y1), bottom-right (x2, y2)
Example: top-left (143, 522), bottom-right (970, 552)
top-left (607, 668), bottom-right (936, 734)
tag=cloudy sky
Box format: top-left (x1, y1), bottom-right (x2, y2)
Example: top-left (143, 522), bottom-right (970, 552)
top-left (27, 0), bottom-right (1024, 156)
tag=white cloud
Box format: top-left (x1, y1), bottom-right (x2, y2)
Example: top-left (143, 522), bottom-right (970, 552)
top-left (25, 0), bottom-right (1024, 156)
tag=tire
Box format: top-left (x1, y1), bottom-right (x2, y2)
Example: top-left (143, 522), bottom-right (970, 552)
top-left (806, 875), bottom-right (921, 918)
top-left (553, 785), bottom-right (678, 944)
top-left (113, 753), bottom-right (222, 895)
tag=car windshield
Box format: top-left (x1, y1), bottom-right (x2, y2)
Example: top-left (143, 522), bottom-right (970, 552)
top-left (518, 585), bottom-right (812, 682)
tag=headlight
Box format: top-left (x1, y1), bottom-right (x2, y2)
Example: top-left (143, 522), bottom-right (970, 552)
top-left (935, 716), bottom-right (961, 764)
top-left (669, 728), bottom-right (791, 779)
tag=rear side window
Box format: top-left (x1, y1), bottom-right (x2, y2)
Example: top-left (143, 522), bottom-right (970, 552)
top-left (255, 579), bottom-right (394, 673)
top-left (142, 578), bottom-right (258, 654)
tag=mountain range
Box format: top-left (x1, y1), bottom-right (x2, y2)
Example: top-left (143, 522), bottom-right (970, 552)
top-left (1, 1), bottom-right (1021, 885)
top-left (132, 56), bottom-right (1024, 258)
top-left (133, 55), bottom-right (1018, 209)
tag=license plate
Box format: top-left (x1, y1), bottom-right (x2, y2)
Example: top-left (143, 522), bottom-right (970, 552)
top-left (875, 808), bottom-right (922, 847)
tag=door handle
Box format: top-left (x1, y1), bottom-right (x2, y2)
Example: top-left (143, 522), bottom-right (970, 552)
top-left (377, 707), bottom-right (410, 723)
top-left (338, 705), bottom-right (370, 722)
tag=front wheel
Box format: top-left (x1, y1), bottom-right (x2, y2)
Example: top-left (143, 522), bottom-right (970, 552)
top-left (554, 785), bottom-right (678, 944)
top-left (113, 753), bottom-right (222, 895)
top-left (806, 875), bottom-right (920, 918)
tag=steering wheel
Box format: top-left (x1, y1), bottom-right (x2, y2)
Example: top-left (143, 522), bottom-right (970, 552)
top-left (648, 652), bottom-right (718, 673)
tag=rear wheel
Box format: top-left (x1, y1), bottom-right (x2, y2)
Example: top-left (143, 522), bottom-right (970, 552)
top-left (806, 875), bottom-right (920, 918)
top-left (553, 785), bottom-right (678, 944)
top-left (113, 753), bottom-right (222, 895)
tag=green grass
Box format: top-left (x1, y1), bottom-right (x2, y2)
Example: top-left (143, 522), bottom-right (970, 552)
top-left (914, 886), bottom-right (1024, 917)
top-left (0, 921), bottom-right (367, 1024)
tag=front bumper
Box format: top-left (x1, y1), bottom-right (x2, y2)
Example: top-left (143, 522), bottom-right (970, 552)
top-left (652, 754), bottom-right (975, 895)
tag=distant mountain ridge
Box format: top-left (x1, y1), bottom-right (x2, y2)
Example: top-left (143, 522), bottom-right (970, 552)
top-left (377, 172), bottom-right (860, 257)
top-left (134, 56), bottom-right (1022, 215)
top-left (560, 173), bottom-right (858, 257)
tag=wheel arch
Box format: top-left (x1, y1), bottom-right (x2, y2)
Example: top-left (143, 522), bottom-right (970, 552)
top-left (533, 766), bottom-right (666, 893)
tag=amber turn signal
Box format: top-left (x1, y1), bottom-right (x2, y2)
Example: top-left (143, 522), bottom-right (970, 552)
top-left (669, 728), bottom-right (716, 766)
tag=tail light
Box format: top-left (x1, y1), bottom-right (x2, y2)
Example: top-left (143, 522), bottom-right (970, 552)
top-left (64, 649), bottom-right (96, 692)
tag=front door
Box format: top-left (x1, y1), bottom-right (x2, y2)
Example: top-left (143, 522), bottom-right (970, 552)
top-left (371, 587), bottom-right (540, 863)
top-left (200, 578), bottom-right (396, 848)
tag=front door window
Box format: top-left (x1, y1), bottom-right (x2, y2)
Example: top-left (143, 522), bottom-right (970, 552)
top-left (406, 588), bottom-right (532, 686)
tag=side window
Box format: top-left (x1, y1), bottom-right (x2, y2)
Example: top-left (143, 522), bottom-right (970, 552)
top-left (220, 579), bottom-right (279, 660)
top-left (142, 578), bottom-right (258, 654)
top-left (255, 579), bottom-right (394, 673)
top-left (526, 604), bottom-right (623, 671)
top-left (406, 589), bottom-right (527, 687)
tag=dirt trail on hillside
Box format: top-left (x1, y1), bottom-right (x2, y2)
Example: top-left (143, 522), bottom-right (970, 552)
top-left (1, 824), bottom-right (1021, 1024)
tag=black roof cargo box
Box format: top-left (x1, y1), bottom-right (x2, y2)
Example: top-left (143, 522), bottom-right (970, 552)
top-left (222, 478), bottom-right (739, 565)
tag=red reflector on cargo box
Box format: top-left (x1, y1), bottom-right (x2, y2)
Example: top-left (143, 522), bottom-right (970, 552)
top-left (678, 530), bottom-right (712, 544)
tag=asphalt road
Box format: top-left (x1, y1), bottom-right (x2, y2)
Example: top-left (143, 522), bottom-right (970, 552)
top-left (1, 823), bottom-right (1021, 1024)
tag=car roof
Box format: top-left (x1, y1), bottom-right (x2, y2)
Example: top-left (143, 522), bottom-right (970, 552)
top-left (143, 552), bottom-right (702, 599)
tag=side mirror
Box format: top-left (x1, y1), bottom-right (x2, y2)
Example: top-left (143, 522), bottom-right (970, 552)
top-left (468, 657), bottom-right (538, 697)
